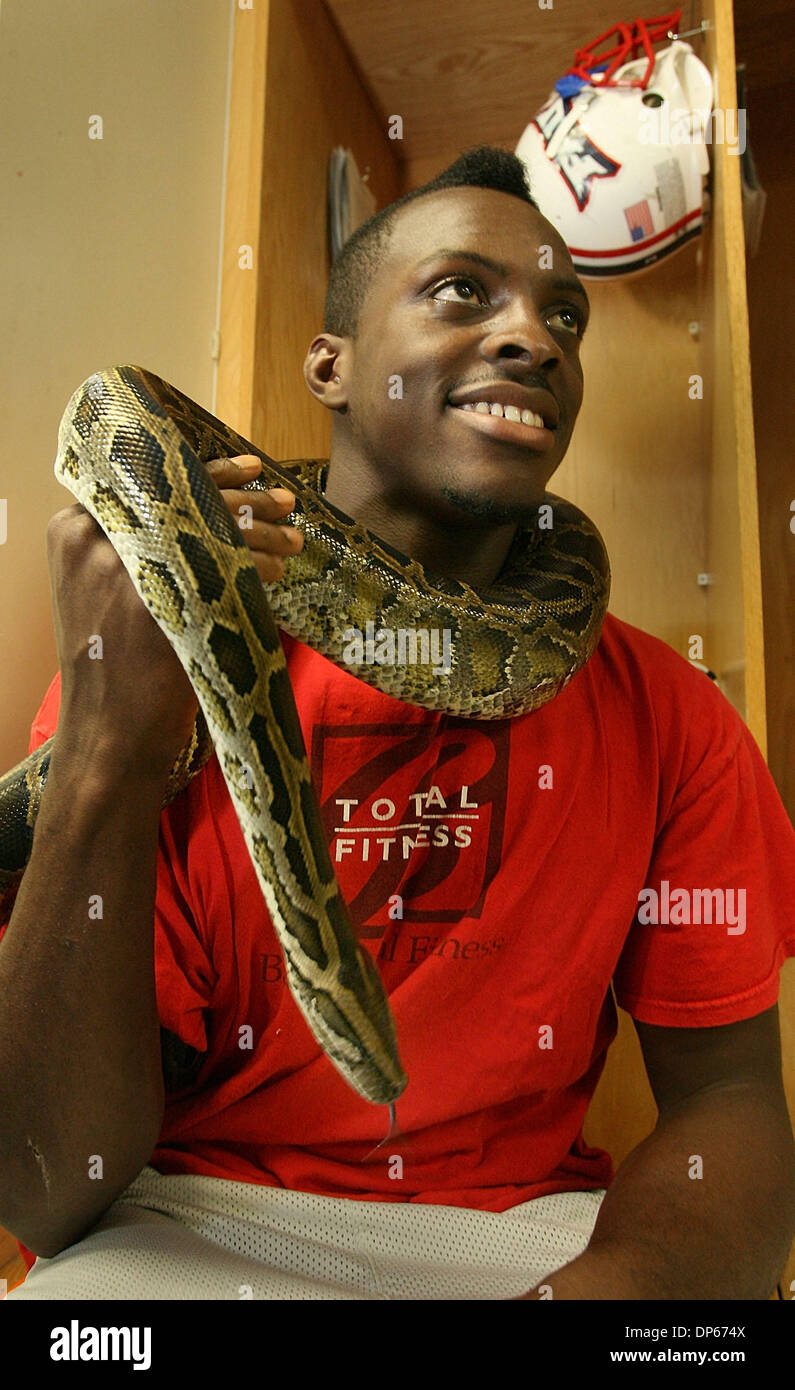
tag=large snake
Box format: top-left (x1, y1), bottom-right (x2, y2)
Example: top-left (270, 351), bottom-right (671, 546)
top-left (0, 366), bottom-right (610, 1110)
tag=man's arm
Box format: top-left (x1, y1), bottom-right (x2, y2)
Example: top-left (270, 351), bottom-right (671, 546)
top-left (0, 500), bottom-right (205, 1257)
top-left (517, 1004), bottom-right (795, 1299)
top-left (0, 746), bottom-right (171, 1256)
top-left (0, 458), bottom-right (300, 1257)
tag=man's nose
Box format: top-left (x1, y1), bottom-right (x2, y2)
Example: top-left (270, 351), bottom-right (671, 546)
top-left (479, 302), bottom-right (564, 365)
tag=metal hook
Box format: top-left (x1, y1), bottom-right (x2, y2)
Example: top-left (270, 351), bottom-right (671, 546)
top-left (667, 19), bottom-right (712, 41)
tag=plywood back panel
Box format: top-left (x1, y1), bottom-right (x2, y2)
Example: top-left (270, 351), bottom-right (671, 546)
top-left (552, 242), bottom-right (708, 655)
top-left (217, 0), bottom-right (400, 455)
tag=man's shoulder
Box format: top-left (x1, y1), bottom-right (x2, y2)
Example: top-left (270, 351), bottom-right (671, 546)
top-left (592, 612), bottom-right (731, 711)
top-left (584, 612), bottom-right (752, 772)
top-left (596, 612), bottom-right (699, 679)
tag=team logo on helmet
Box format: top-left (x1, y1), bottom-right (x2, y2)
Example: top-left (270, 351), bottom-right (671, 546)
top-left (533, 94), bottom-right (620, 212)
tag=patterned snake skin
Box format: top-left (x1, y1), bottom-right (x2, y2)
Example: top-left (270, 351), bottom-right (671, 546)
top-left (0, 366), bottom-right (610, 1106)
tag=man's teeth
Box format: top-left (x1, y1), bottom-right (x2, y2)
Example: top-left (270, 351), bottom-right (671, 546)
top-left (458, 402), bottom-right (545, 428)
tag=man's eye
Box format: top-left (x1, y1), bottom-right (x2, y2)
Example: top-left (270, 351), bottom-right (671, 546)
top-left (429, 276), bottom-right (487, 305)
top-left (551, 306), bottom-right (586, 336)
top-left (428, 279), bottom-right (586, 334)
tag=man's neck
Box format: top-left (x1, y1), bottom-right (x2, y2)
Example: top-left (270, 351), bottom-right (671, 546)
top-left (321, 454), bottom-right (517, 592)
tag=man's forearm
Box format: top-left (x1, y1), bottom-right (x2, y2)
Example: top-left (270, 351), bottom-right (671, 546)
top-left (519, 1083), bottom-right (795, 1300)
top-left (0, 740), bottom-right (167, 1257)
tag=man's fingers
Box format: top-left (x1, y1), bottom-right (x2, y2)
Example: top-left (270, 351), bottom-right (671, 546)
top-left (206, 455), bottom-right (297, 523)
top-left (242, 520), bottom-right (303, 554)
top-left (205, 454), bottom-right (262, 488)
top-left (204, 455), bottom-right (303, 577)
top-left (251, 552), bottom-right (288, 584)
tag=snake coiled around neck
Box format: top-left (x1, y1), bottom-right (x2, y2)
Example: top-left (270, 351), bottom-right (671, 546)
top-left (0, 366), bottom-right (610, 1108)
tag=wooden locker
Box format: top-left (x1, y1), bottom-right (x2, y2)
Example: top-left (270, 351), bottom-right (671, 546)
top-left (218, 0), bottom-right (791, 1295)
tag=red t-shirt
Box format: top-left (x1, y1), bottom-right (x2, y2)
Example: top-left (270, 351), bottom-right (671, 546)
top-left (6, 613), bottom-right (795, 1276)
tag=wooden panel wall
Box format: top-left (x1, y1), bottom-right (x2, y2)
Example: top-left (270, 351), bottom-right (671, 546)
top-left (214, 0), bottom-right (270, 437)
top-left (700, 0), bottom-right (767, 751)
top-left (216, 0), bottom-right (400, 454)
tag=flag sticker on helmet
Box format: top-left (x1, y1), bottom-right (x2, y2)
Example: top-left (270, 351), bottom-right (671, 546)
top-left (624, 200), bottom-right (654, 242)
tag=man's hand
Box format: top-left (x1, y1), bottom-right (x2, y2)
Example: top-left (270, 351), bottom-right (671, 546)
top-left (46, 454), bottom-right (303, 786)
top-left (206, 455), bottom-right (304, 582)
top-left (47, 504), bottom-right (201, 784)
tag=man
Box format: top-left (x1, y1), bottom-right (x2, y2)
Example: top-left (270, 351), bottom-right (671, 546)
top-left (2, 147), bottom-right (794, 1301)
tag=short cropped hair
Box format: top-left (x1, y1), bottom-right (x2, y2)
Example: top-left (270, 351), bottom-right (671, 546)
top-left (323, 145), bottom-right (540, 339)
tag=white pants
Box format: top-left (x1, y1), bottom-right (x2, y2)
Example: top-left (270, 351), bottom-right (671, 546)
top-left (7, 1164), bottom-right (606, 1301)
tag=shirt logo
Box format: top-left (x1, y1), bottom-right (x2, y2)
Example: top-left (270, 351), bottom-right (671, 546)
top-left (311, 720), bottom-right (511, 937)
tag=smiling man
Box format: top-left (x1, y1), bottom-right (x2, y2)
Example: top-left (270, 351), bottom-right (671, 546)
top-left (3, 147), bottom-right (795, 1302)
top-left (312, 189), bottom-right (588, 579)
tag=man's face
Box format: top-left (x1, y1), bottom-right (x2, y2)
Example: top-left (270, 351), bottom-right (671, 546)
top-left (334, 186), bottom-right (590, 523)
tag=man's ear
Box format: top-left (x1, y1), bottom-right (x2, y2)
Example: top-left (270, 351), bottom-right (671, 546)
top-left (303, 334), bottom-right (350, 408)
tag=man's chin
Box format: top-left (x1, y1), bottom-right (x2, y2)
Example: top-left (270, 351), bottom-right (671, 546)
top-left (439, 484), bottom-right (547, 528)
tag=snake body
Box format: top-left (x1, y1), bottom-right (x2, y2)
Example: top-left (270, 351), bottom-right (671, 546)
top-left (0, 366), bottom-right (610, 1106)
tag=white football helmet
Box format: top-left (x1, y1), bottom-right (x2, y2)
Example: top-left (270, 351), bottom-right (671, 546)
top-left (515, 17), bottom-right (713, 278)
